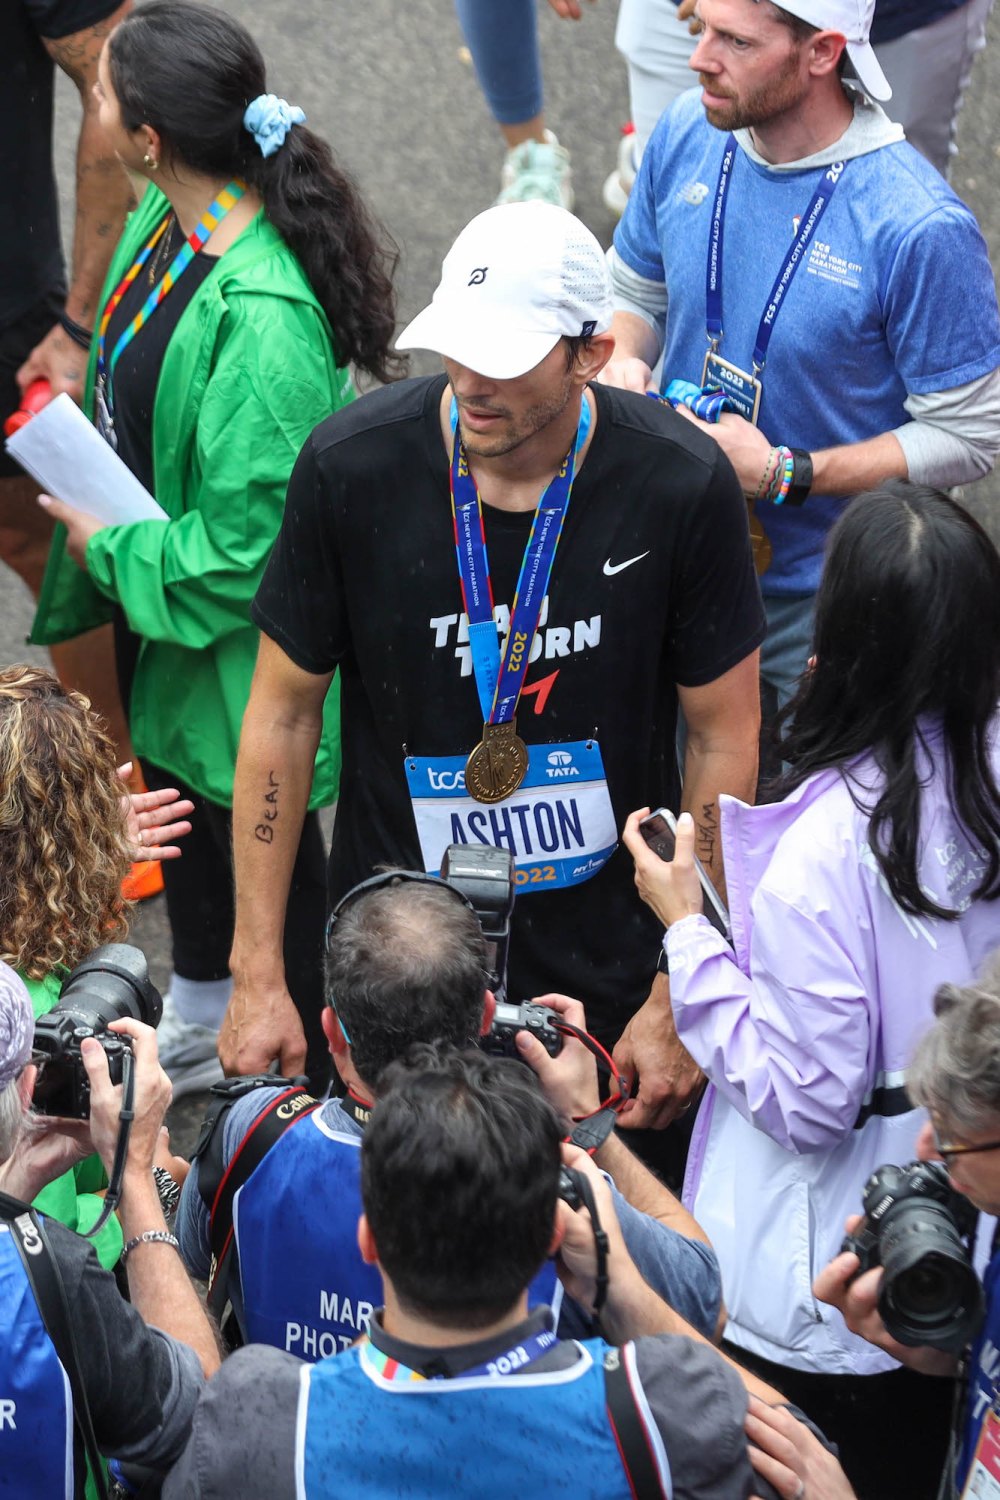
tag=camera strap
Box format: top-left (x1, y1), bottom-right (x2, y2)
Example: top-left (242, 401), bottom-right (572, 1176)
top-left (0, 1193), bottom-right (108, 1500)
top-left (195, 1081), bottom-right (319, 1325)
top-left (602, 1345), bottom-right (671, 1499)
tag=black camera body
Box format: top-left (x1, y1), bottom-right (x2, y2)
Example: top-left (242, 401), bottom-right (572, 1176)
top-left (31, 944), bottom-right (163, 1119)
top-left (842, 1159), bottom-right (984, 1352)
top-left (483, 1000), bottom-right (563, 1060)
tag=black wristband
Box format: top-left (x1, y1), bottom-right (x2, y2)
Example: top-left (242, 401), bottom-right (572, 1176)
top-left (58, 311), bottom-right (93, 351)
top-left (785, 448), bottom-right (813, 507)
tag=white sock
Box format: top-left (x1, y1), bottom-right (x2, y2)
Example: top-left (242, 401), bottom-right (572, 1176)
top-left (170, 974), bottom-right (232, 1031)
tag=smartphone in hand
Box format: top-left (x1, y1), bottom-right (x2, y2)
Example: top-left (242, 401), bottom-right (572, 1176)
top-left (638, 807), bottom-right (732, 942)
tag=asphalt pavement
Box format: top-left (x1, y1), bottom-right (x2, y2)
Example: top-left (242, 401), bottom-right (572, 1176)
top-left (5, 1), bottom-right (1000, 1146)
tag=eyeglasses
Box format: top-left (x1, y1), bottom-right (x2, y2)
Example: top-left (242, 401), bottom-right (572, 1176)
top-left (933, 1129), bottom-right (1000, 1164)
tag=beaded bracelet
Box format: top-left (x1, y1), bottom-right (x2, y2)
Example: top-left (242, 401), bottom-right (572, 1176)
top-left (773, 447), bottom-right (797, 507)
top-left (752, 447), bottom-right (778, 502)
top-left (122, 1229), bottom-right (180, 1260)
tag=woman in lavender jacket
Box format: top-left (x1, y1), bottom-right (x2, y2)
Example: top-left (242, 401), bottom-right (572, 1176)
top-left (623, 484), bottom-right (1000, 1498)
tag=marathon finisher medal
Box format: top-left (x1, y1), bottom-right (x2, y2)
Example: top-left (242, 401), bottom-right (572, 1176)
top-left (465, 721), bottom-right (530, 804)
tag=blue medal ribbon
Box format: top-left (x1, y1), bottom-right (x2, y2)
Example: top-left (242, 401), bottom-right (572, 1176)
top-left (706, 136), bottom-right (847, 377)
top-left (449, 397), bottom-right (592, 724)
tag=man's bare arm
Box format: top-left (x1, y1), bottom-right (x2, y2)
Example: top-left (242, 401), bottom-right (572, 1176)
top-left (221, 635), bottom-right (333, 1078)
top-left (20, 5), bottom-right (135, 401)
top-left (595, 1132), bottom-right (711, 1245)
top-left (678, 650), bottom-right (761, 899)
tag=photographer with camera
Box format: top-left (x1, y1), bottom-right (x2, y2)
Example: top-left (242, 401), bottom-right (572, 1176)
top-left (0, 664), bottom-right (192, 1271)
top-left (815, 962), bottom-right (1000, 1500)
top-left (176, 870), bottom-right (722, 1357)
top-left (0, 963), bottom-right (217, 1498)
top-left (165, 1043), bottom-right (801, 1499)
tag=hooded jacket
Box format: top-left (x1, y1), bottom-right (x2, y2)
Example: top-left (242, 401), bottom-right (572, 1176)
top-left (668, 724), bottom-right (1000, 1376)
top-left (31, 185), bottom-right (351, 807)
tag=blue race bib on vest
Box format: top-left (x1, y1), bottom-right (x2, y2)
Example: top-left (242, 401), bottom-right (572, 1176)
top-left (0, 1224), bottom-right (73, 1498)
top-left (298, 1338), bottom-right (672, 1498)
top-left (234, 1110), bottom-right (563, 1359)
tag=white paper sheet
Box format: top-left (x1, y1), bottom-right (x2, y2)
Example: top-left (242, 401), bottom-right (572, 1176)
top-left (5, 392), bottom-right (168, 524)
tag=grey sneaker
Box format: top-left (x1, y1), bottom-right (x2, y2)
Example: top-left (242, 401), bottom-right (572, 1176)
top-left (497, 130), bottom-right (574, 210)
top-left (156, 993), bottom-right (223, 1099)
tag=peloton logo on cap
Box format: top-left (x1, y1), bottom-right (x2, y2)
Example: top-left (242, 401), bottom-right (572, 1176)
top-left (468, 267), bottom-right (488, 286)
top-left (581, 320), bottom-right (596, 337)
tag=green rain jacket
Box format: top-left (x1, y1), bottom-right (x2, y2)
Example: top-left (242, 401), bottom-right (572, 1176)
top-left (31, 185), bottom-right (350, 807)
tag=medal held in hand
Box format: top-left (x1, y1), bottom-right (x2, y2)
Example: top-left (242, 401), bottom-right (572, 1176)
top-left (465, 721), bottom-right (530, 804)
top-left (449, 396), bottom-right (591, 805)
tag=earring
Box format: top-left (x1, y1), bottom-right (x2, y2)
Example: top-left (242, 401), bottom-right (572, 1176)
top-left (143, 152), bottom-right (158, 170)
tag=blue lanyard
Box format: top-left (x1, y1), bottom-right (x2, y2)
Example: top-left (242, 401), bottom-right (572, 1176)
top-left (449, 397), bottom-right (591, 724)
top-left (706, 136), bottom-right (846, 376)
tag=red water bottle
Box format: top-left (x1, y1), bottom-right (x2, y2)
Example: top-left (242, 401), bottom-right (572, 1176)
top-left (4, 378), bottom-right (52, 438)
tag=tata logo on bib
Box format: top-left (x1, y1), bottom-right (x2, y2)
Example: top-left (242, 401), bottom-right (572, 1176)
top-left (428, 767), bottom-right (466, 791)
top-left (546, 750), bottom-right (579, 780)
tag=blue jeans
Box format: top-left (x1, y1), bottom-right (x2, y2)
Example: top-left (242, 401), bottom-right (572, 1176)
top-left (454, 0), bottom-right (542, 124)
top-left (761, 593), bottom-right (815, 709)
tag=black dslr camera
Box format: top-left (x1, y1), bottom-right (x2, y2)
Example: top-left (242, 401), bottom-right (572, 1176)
top-left (439, 843), bottom-right (563, 1061)
top-left (31, 944), bottom-right (163, 1118)
top-left (842, 1160), bottom-right (984, 1352)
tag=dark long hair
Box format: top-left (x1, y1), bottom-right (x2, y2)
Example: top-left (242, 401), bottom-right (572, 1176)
top-left (776, 483), bottom-right (1000, 919)
top-left (108, 1), bottom-right (403, 384)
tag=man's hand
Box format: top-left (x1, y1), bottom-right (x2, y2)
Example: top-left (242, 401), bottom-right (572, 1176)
top-left (17, 324), bottom-right (87, 405)
top-left (556, 1142), bottom-right (631, 1312)
top-left (118, 764), bottom-right (194, 862)
top-left (677, 0), bottom-right (700, 29)
top-left (218, 973), bottom-right (307, 1078)
top-left (0, 1088), bottom-right (92, 1203)
top-left (746, 1396), bottom-right (858, 1500)
top-left (622, 807), bottom-right (705, 929)
top-left (598, 356), bottom-right (656, 394)
top-left (613, 971), bottom-right (705, 1130)
top-left (812, 1222), bottom-right (958, 1377)
top-left (514, 993), bottom-right (601, 1129)
top-left (36, 493), bottom-right (107, 568)
top-left (676, 407), bottom-right (773, 497)
top-left (83, 1019), bottom-right (172, 1179)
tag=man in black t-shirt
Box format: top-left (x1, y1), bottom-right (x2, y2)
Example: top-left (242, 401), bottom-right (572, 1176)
top-left (222, 202), bottom-right (764, 1143)
top-left (4, 0), bottom-right (133, 745)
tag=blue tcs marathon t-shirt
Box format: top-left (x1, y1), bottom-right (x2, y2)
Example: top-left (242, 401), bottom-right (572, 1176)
top-left (615, 89), bottom-right (1000, 596)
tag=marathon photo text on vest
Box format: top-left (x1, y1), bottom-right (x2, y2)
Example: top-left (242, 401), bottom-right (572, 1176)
top-left (405, 739), bottom-right (617, 890)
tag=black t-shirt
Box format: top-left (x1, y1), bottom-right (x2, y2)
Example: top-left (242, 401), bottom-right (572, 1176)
top-left (101, 210), bottom-right (218, 494)
top-left (3, 0), bottom-right (122, 327)
top-left (253, 376), bottom-right (765, 1042)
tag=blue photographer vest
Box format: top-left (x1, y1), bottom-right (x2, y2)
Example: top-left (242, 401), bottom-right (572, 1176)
top-left (0, 1224), bottom-right (74, 1498)
top-left (958, 1245), bottom-right (1000, 1492)
top-left (297, 1337), bottom-right (672, 1498)
top-left (233, 1110), bottom-right (563, 1359)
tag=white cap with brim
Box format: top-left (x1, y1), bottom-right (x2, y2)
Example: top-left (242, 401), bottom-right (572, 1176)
top-left (396, 201), bottom-right (613, 381)
top-left (773, 0), bottom-right (892, 101)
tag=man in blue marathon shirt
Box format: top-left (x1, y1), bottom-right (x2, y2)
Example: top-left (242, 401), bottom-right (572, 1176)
top-left (604, 0), bottom-right (1000, 711)
top-left (222, 197), bottom-right (766, 1159)
top-left (164, 1043), bottom-right (831, 1500)
top-left (814, 960), bottom-right (1000, 1500)
top-left (0, 965), bottom-right (215, 1499)
top-left (177, 874), bottom-right (723, 1357)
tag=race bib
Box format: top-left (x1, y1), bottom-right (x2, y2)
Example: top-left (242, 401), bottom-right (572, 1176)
top-left (964, 1408), bottom-right (1000, 1498)
top-left (405, 739), bottom-right (617, 892)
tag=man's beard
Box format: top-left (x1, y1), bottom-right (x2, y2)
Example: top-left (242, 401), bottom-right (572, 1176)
top-left (700, 58), bottom-right (805, 133)
top-left (458, 382), bottom-right (577, 460)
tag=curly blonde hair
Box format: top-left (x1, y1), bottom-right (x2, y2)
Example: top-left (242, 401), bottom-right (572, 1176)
top-left (0, 665), bottom-right (131, 980)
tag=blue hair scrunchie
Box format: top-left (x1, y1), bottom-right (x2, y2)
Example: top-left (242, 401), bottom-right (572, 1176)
top-left (243, 93), bottom-right (306, 158)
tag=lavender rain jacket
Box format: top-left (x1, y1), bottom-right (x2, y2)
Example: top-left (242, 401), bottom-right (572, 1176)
top-left (667, 724), bottom-right (1000, 1376)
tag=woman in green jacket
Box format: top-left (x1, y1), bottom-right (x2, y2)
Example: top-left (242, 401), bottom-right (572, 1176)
top-left (32, 1), bottom-right (402, 1094)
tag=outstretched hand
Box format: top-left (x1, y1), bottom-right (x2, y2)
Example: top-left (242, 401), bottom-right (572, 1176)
top-left (118, 764), bottom-right (194, 861)
top-left (37, 492), bottom-right (106, 568)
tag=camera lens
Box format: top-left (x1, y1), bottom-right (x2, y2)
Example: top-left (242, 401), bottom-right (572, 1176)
top-left (56, 942), bottom-right (162, 1033)
top-left (877, 1200), bottom-right (984, 1351)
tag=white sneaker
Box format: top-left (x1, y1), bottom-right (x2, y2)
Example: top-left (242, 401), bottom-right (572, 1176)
top-left (156, 993), bottom-right (223, 1099)
top-left (602, 128), bottom-right (638, 220)
top-left (497, 130), bottom-right (574, 210)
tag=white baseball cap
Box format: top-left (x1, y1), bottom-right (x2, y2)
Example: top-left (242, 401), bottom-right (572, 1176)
top-left (396, 201), bottom-right (613, 380)
top-left (773, 0), bottom-right (891, 101)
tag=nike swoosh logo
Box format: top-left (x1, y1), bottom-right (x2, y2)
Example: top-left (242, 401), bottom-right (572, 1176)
top-left (603, 552), bottom-right (650, 576)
